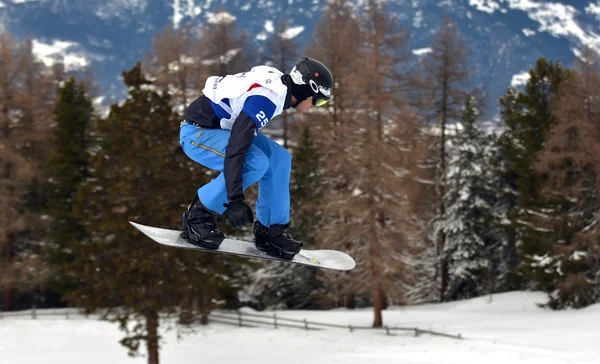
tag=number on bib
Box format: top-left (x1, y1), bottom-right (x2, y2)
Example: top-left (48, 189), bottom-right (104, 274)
top-left (256, 111), bottom-right (268, 127)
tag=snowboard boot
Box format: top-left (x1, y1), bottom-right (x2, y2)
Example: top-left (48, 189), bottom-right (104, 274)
top-left (253, 221), bottom-right (303, 260)
top-left (180, 194), bottom-right (225, 249)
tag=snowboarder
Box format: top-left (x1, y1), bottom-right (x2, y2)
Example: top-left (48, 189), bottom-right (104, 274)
top-left (179, 58), bottom-right (334, 260)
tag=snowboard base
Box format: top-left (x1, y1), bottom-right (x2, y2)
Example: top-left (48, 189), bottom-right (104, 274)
top-left (130, 221), bottom-right (355, 271)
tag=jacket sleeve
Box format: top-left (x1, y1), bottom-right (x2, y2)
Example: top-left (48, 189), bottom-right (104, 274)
top-left (224, 112), bottom-right (257, 201)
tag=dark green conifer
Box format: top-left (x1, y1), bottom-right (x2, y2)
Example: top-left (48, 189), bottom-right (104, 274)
top-left (43, 78), bottom-right (93, 299)
top-left (69, 63), bottom-right (242, 364)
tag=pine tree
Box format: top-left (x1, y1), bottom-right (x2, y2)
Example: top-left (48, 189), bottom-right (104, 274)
top-left (443, 96), bottom-right (497, 300)
top-left (42, 78), bottom-right (93, 301)
top-left (290, 127), bottom-right (323, 245)
top-left (489, 88), bottom-right (524, 291)
top-left (497, 58), bottom-right (565, 288)
top-left (69, 63), bottom-right (243, 364)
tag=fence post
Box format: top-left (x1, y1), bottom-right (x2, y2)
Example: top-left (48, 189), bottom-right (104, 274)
top-left (238, 311), bottom-right (242, 327)
top-left (349, 325), bottom-right (353, 333)
top-left (303, 319), bottom-right (308, 330)
top-left (385, 326), bottom-right (390, 336)
top-left (414, 328), bottom-right (420, 337)
top-left (273, 313), bottom-right (277, 329)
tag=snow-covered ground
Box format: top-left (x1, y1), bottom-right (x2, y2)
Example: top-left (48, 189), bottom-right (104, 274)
top-left (1, 291), bottom-right (599, 364)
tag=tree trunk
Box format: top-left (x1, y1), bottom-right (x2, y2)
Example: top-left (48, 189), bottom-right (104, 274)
top-left (370, 233), bottom-right (384, 326)
top-left (372, 280), bottom-right (383, 328)
top-left (438, 75), bottom-right (449, 302)
top-left (370, 211), bottom-right (384, 328)
top-left (146, 311), bottom-right (159, 364)
top-left (3, 233), bottom-right (14, 311)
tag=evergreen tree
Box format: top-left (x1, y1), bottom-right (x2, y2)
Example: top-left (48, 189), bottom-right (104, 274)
top-left (290, 127), bottom-right (324, 245)
top-left (443, 96), bottom-right (497, 300)
top-left (487, 131), bottom-right (522, 291)
top-left (489, 87), bottom-right (525, 291)
top-left (496, 58), bottom-right (565, 288)
top-left (42, 78), bottom-right (93, 301)
top-left (69, 63), bottom-right (242, 364)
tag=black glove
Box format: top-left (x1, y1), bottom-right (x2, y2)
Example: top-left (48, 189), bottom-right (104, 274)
top-left (224, 195), bottom-right (253, 229)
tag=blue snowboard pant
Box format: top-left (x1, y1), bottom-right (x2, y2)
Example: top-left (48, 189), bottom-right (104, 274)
top-left (179, 122), bottom-right (291, 227)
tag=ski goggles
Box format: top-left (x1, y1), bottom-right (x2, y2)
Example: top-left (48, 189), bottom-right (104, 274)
top-left (313, 96), bottom-right (330, 107)
top-left (308, 79), bottom-right (331, 107)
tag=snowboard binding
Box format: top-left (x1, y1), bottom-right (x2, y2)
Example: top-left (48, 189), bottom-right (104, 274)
top-left (180, 195), bottom-right (224, 249)
top-left (253, 221), bottom-right (303, 260)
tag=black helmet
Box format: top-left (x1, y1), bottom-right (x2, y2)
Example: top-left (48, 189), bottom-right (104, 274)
top-left (289, 57), bottom-right (333, 107)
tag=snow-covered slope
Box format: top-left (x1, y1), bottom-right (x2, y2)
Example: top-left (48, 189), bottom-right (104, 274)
top-left (2, 291), bottom-right (599, 363)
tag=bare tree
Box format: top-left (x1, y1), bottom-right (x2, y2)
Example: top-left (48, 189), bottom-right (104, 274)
top-left (0, 32), bottom-right (30, 310)
top-left (308, 0), bottom-right (419, 326)
top-left (416, 15), bottom-right (475, 301)
top-left (303, 0), bottom-right (364, 309)
top-left (355, 0), bottom-right (419, 327)
top-left (0, 33), bottom-right (56, 310)
top-left (199, 8), bottom-right (251, 77)
top-left (265, 19), bottom-right (299, 148)
top-left (146, 24), bottom-right (202, 113)
top-left (534, 49), bottom-right (600, 308)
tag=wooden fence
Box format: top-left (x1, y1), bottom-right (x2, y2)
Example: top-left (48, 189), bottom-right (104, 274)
top-left (207, 311), bottom-right (463, 340)
top-left (1, 308), bottom-right (463, 340)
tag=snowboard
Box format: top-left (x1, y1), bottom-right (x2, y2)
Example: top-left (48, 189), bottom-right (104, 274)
top-left (129, 221), bottom-right (355, 271)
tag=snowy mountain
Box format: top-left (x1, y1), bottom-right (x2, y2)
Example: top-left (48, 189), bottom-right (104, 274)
top-left (1, 0), bottom-right (599, 117)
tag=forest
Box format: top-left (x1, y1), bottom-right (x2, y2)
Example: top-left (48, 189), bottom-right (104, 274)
top-left (1, 1), bottom-right (599, 361)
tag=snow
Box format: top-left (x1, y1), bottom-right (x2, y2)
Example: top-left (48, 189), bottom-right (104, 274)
top-left (281, 26), bottom-right (304, 40)
top-left (585, 1), bottom-right (600, 21)
top-left (413, 10), bottom-right (423, 28)
top-left (95, 0), bottom-right (148, 21)
top-left (2, 292), bottom-right (599, 364)
top-left (468, 0), bottom-right (501, 14)
top-left (264, 20), bottom-right (274, 33)
top-left (10, 0), bottom-right (42, 3)
top-left (463, 0), bottom-right (600, 53)
top-left (170, 0), bottom-right (208, 27)
top-left (412, 47), bottom-right (432, 56)
top-left (32, 39), bottom-right (88, 72)
top-left (503, 0), bottom-right (600, 54)
top-left (511, 71), bottom-right (530, 87)
top-left (206, 11), bottom-right (236, 24)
